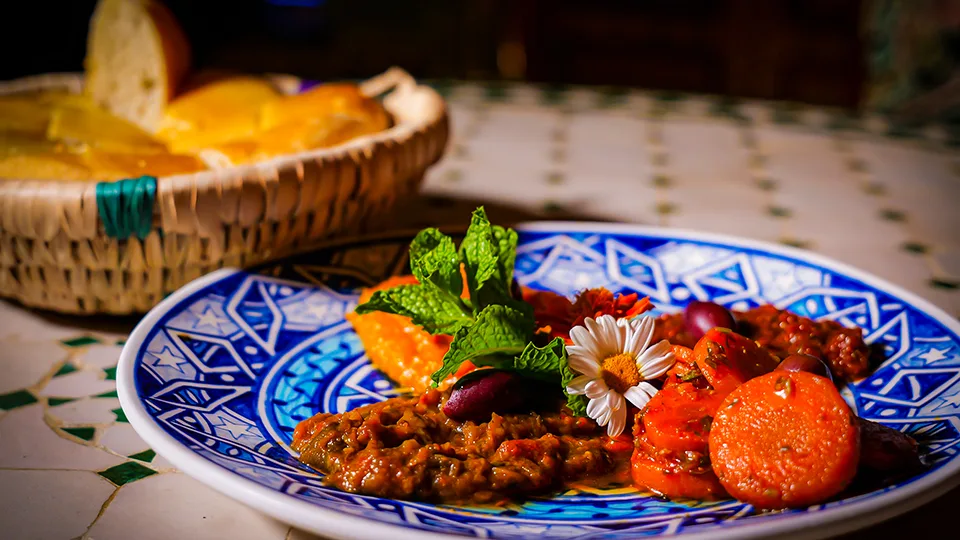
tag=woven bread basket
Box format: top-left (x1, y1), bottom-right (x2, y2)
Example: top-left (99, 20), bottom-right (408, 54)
top-left (0, 67), bottom-right (449, 315)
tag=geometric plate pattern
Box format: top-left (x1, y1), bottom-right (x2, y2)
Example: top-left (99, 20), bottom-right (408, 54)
top-left (128, 224), bottom-right (960, 539)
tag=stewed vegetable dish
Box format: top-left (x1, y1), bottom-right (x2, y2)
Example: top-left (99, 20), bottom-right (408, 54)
top-left (292, 208), bottom-right (924, 508)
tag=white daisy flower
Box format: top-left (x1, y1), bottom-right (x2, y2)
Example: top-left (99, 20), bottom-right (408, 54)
top-left (565, 314), bottom-right (675, 437)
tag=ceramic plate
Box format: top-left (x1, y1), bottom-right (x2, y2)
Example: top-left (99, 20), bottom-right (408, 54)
top-left (118, 223), bottom-right (960, 540)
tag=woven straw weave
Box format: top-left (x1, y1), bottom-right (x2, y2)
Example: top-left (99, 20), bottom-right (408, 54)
top-left (0, 68), bottom-right (449, 314)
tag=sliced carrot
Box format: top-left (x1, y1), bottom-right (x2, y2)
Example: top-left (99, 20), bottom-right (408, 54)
top-left (642, 382), bottom-right (726, 453)
top-left (693, 328), bottom-right (779, 395)
top-left (709, 371), bottom-right (860, 509)
top-left (631, 445), bottom-right (727, 500)
top-left (672, 344), bottom-right (695, 365)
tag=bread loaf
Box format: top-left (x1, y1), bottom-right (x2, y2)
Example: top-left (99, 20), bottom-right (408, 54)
top-left (84, 0), bottom-right (190, 132)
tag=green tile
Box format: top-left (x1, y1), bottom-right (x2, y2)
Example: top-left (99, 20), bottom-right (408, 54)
top-left (62, 427), bottom-right (95, 441)
top-left (652, 152), bottom-right (669, 166)
top-left (901, 241), bottom-right (929, 254)
top-left (61, 336), bottom-right (99, 348)
top-left (483, 81), bottom-right (509, 102)
top-left (54, 363), bottom-right (77, 377)
top-left (112, 407), bottom-right (128, 423)
top-left (772, 104), bottom-right (801, 125)
top-left (542, 201), bottom-right (565, 214)
top-left (428, 79), bottom-right (454, 98)
top-left (98, 461), bottom-right (157, 486)
top-left (95, 389), bottom-right (119, 399)
top-left (779, 237), bottom-right (812, 249)
top-left (540, 85), bottom-right (569, 106)
top-left (652, 175), bottom-right (672, 188)
top-left (756, 178), bottom-right (777, 191)
top-left (453, 144), bottom-right (468, 159)
top-left (886, 123), bottom-right (916, 139)
top-left (545, 172), bottom-right (565, 185)
top-left (709, 98), bottom-right (750, 123)
top-left (47, 397), bottom-right (75, 407)
top-left (879, 208), bottom-right (907, 222)
top-left (129, 449), bottom-right (156, 463)
top-left (863, 182), bottom-right (887, 196)
top-left (653, 91), bottom-right (684, 102)
top-left (930, 278), bottom-right (960, 290)
top-left (0, 390), bottom-right (38, 410)
top-left (104, 367), bottom-right (118, 381)
top-left (827, 112), bottom-right (863, 131)
top-left (444, 169), bottom-right (462, 183)
top-left (655, 202), bottom-right (677, 215)
top-left (115, 339), bottom-right (127, 346)
top-left (597, 87), bottom-right (628, 108)
top-left (847, 158), bottom-right (868, 173)
top-left (768, 206), bottom-right (792, 218)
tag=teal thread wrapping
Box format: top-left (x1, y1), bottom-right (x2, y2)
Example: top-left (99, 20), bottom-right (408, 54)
top-left (95, 176), bottom-right (157, 240)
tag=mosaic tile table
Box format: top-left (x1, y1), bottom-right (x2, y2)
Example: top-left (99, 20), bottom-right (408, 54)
top-left (1, 82), bottom-right (958, 540)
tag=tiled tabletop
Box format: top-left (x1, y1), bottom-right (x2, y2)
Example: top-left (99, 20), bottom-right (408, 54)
top-left (1, 82), bottom-right (958, 540)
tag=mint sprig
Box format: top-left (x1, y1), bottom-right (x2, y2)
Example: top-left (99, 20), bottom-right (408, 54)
top-left (354, 206), bottom-right (589, 416)
top-left (430, 304), bottom-right (533, 385)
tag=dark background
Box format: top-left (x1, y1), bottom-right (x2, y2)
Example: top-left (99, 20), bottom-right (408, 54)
top-left (1, 0), bottom-right (865, 108)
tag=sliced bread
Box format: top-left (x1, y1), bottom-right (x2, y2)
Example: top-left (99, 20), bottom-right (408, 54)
top-left (84, 0), bottom-right (190, 132)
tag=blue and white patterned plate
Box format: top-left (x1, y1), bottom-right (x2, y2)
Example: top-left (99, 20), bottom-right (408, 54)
top-left (118, 223), bottom-right (960, 540)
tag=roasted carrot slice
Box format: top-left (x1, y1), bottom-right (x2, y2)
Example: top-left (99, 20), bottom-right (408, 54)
top-left (631, 445), bottom-right (727, 500)
top-left (693, 328), bottom-right (779, 395)
top-left (663, 345), bottom-right (699, 388)
top-left (709, 371), bottom-right (860, 509)
top-left (642, 382), bottom-right (726, 453)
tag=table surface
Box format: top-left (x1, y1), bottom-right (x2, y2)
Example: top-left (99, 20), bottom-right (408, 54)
top-left (1, 82), bottom-right (958, 540)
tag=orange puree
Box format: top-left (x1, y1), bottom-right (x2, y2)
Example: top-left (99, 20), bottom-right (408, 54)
top-left (347, 276), bottom-right (453, 392)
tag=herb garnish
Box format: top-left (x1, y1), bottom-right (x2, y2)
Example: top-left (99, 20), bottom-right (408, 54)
top-left (354, 207), bottom-right (589, 415)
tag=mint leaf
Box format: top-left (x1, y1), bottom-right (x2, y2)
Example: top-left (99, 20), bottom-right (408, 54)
top-left (492, 225), bottom-right (518, 285)
top-left (459, 207), bottom-right (502, 308)
top-left (512, 337), bottom-right (567, 382)
top-left (409, 228), bottom-right (462, 296)
top-left (355, 284), bottom-right (472, 335)
top-left (560, 359), bottom-right (590, 417)
top-left (431, 304), bottom-right (534, 385)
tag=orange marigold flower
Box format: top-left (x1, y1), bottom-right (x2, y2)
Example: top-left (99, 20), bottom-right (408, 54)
top-left (523, 287), bottom-right (654, 343)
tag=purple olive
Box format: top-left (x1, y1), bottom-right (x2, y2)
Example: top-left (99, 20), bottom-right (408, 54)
top-left (775, 353), bottom-right (833, 382)
top-left (443, 370), bottom-right (525, 421)
top-left (511, 277), bottom-right (523, 300)
top-left (683, 301), bottom-right (736, 341)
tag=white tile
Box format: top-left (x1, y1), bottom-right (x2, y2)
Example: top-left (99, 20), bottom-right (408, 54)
top-left (668, 209), bottom-right (781, 243)
top-left (88, 473), bottom-right (288, 540)
top-left (288, 529), bottom-right (330, 540)
top-left (99, 423), bottom-right (151, 457)
top-left (150, 453), bottom-right (178, 472)
top-left (0, 404), bottom-right (123, 470)
top-left (0, 339), bottom-right (67, 394)
top-left (76, 344), bottom-right (123, 370)
top-left (662, 121), bottom-right (752, 190)
top-left (49, 397), bottom-right (121, 426)
top-left (0, 300), bottom-right (78, 342)
top-left (40, 369), bottom-right (116, 399)
top-left (933, 249), bottom-right (960, 279)
top-left (814, 242), bottom-right (933, 293)
top-left (0, 469), bottom-right (115, 540)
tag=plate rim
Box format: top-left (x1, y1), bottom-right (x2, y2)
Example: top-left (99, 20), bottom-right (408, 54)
top-left (118, 222), bottom-right (960, 540)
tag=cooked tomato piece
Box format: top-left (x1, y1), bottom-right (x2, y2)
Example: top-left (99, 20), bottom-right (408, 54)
top-left (693, 328), bottom-right (779, 394)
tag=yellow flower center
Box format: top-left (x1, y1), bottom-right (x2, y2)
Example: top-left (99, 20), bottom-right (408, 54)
top-left (601, 353), bottom-right (642, 394)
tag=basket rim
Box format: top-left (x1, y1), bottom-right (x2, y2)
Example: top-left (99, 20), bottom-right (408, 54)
top-left (0, 67), bottom-right (448, 188)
